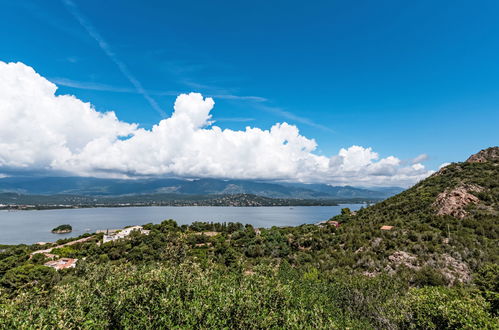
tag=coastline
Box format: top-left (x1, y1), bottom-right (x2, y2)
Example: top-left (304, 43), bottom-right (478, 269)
top-left (0, 200), bottom-right (370, 211)
top-left (51, 229), bottom-right (72, 234)
top-left (0, 204), bottom-right (365, 245)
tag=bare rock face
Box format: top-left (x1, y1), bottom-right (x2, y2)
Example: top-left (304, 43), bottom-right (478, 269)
top-left (371, 237), bottom-right (382, 248)
top-left (466, 146), bottom-right (499, 163)
top-left (433, 184), bottom-right (483, 219)
top-left (385, 251), bottom-right (471, 284)
top-left (388, 251), bottom-right (419, 270)
top-left (441, 254), bottom-right (471, 284)
top-left (428, 254), bottom-right (471, 284)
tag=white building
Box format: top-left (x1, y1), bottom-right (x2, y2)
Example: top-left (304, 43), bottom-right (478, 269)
top-left (102, 225), bottom-right (150, 243)
top-left (44, 258), bottom-right (78, 270)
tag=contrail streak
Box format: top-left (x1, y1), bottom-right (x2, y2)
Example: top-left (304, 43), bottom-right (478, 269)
top-left (61, 0), bottom-right (166, 117)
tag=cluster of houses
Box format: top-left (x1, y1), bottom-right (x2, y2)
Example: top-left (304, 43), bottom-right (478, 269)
top-left (44, 257), bottom-right (78, 270)
top-left (316, 220), bottom-right (341, 227)
top-left (30, 251), bottom-right (79, 271)
top-left (32, 251), bottom-right (79, 271)
top-left (99, 225), bottom-right (150, 243)
top-left (31, 226), bottom-right (150, 271)
top-left (316, 219), bottom-right (395, 231)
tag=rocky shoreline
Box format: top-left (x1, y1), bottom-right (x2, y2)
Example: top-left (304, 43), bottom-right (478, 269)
top-left (51, 229), bottom-right (72, 234)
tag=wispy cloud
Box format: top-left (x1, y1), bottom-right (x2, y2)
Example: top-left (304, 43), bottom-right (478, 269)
top-left (51, 77), bottom-right (261, 102)
top-left (51, 77), bottom-right (137, 93)
top-left (61, 0), bottom-right (167, 117)
top-left (176, 77), bottom-right (324, 130)
top-left (180, 79), bottom-right (235, 95)
top-left (211, 94), bottom-right (267, 102)
top-left (255, 104), bottom-right (335, 133)
top-left (23, 1), bottom-right (332, 133)
top-left (51, 77), bottom-right (179, 96)
top-left (215, 117), bottom-right (255, 123)
top-left (53, 76), bottom-right (330, 132)
top-left (411, 153), bottom-right (429, 164)
top-left (66, 56), bottom-right (79, 63)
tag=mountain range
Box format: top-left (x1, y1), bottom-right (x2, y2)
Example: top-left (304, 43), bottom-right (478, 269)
top-left (0, 176), bottom-right (404, 199)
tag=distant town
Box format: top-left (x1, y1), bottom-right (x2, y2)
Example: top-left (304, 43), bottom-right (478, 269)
top-left (31, 225), bottom-right (151, 271)
top-left (0, 193), bottom-right (378, 210)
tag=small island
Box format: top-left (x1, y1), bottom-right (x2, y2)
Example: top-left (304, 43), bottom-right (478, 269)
top-left (51, 224), bottom-right (72, 234)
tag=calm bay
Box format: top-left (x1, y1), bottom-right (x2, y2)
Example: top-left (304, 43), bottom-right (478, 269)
top-left (0, 204), bottom-right (363, 245)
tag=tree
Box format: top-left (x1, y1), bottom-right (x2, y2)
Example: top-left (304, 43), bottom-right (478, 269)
top-left (0, 264), bottom-right (59, 292)
top-left (341, 208), bottom-right (351, 216)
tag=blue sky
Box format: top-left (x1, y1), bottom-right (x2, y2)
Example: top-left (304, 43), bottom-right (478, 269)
top-left (1, 0), bottom-right (498, 177)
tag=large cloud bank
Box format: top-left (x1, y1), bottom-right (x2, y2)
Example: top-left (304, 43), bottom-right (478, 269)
top-left (0, 61), bottom-right (432, 186)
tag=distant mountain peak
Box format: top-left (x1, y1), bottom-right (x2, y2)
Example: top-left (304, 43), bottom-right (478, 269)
top-left (466, 146), bottom-right (499, 163)
top-left (0, 176), bottom-right (400, 199)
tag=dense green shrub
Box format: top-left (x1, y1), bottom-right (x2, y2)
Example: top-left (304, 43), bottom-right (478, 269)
top-left (0, 262), bottom-right (369, 329)
top-left (398, 286), bottom-right (498, 329)
top-left (474, 263), bottom-right (499, 315)
top-left (0, 264), bottom-right (59, 293)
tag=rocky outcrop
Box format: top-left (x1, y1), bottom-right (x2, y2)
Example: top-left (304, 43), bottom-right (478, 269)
top-left (51, 229), bottom-right (72, 234)
top-left (388, 251), bottom-right (419, 270)
top-left (433, 184), bottom-right (483, 219)
top-left (466, 146), bottom-right (499, 163)
top-left (384, 251), bottom-right (471, 284)
top-left (432, 253), bottom-right (471, 284)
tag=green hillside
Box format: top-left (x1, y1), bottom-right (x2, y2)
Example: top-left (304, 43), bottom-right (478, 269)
top-left (0, 148), bottom-right (497, 329)
top-left (325, 146), bottom-right (499, 281)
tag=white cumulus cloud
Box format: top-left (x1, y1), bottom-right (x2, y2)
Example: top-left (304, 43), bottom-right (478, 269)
top-left (0, 61), bottom-right (433, 186)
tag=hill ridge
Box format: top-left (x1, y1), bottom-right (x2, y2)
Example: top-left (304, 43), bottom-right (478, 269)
top-left (0, 176), bottom-right (401, 199)
top-left (466, 146), bottom-right (499, 163)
